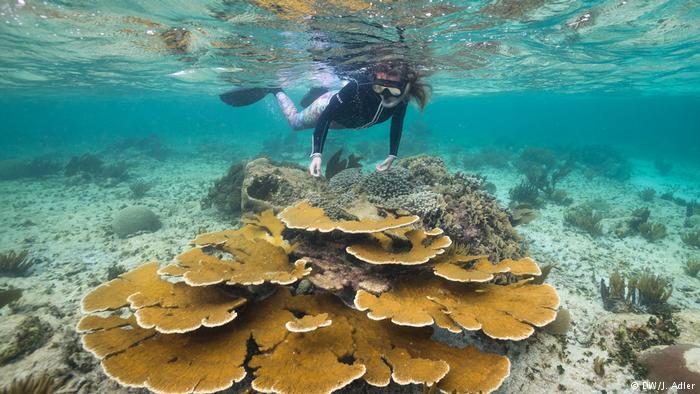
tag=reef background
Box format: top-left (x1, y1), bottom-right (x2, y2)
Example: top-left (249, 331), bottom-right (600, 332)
top-left (1, 88), bottom-right (699, 392)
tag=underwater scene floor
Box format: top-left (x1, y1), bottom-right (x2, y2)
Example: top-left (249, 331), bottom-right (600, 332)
top-left (1, 140), bottom-right (699, 394)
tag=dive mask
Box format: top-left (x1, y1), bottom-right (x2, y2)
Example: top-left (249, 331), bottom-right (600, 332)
top-left (372, 79), bottom-right (406, 97)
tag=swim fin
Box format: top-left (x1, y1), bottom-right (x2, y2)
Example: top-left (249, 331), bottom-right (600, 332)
top-left (219, 87), bottom-right (278, 107)
top-left (300, 86), bottom-right (329, 108)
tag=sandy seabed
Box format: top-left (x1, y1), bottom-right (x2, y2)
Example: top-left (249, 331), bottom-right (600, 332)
top-left (0, 151), bottom-right (699, 394)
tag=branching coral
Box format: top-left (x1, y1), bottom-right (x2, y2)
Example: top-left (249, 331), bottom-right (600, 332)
top-left (0, 250), bottom-right (35, 277)
top-left (77, 202), bottom-right (559, 394)
top-left (564, 204), bottom-right (603, 236)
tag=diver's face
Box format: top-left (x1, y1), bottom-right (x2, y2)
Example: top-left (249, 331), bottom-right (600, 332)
top-left (375, 72), bottom-right (401, 81)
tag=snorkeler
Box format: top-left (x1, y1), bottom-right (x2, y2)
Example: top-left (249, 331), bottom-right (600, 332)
top-left (220, 62), bottom-right (430, 177)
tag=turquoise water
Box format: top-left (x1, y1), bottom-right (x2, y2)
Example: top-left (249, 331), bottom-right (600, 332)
top-left (1, 1), bottom-right (700, 393)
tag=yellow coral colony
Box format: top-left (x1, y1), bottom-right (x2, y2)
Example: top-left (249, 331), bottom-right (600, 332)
top-left (278, 200), bottom-right (419, 233)
top-left (81, 262), bottom-right (246, 334)
top-left (347, 228), bottom-right (452, 265)
top-left (355, 273), bottom-right (559, 340)
top-left (433, 255), bottom-right (542, 283)
top-left (78, 205), bottom-right (560, 394)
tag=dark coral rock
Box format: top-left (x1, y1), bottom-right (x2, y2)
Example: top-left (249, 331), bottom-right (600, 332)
top-left (0, 156), bottom-right (61, 180)
top-left (0, 316), bottom-right (52, 365)
top-left (64, 154), bottom-right (104, 177)
top-left (293, 237), bottom-right (393, 294)
top-left (201, 161), bottom-right (246, 217)
top-left (0, 287), bottom-right (22, 309)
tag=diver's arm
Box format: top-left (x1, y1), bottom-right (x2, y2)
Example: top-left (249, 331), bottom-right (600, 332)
top-left (311, 81), bottom-right (356, 155)
top-left (311, 97), bottom-right (340, 156)
top-left (389, 101), bottom-right (407, 156)
top-left (377, 101), bottom-right (407, 172)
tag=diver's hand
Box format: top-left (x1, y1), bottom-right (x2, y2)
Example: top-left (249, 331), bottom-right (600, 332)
top-left (375, 155), bottom-right (396, 172)
top-left (309, 154), bottom-right (322, 177)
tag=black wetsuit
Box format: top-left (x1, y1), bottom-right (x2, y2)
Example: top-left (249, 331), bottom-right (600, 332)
top-left (312, 78), bottom-right (407, 157)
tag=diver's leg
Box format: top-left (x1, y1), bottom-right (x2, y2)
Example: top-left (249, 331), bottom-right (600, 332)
top-left (275, 91), bottom-right (335, 131)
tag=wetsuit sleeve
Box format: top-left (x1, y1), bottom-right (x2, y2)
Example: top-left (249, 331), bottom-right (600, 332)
top-left (389, 101), bottom-right (407, 157)
top-left (311, 82), bottom-right (355, 155)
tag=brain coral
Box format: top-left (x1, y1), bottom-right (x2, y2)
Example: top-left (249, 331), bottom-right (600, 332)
top-left (111, 206), bottom-right (161, 238)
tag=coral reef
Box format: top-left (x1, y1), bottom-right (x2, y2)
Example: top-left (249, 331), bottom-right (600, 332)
top-left (600, 270), bottom-right (673, 314)
top-left (110, 133), bottom-right (170, 161)
top-left (564, 204), bottom-right (603, 236)
top-left (573, 145), bottom-right (631, 180)
top-left (653, 158), bottom-right (673, 175)
top-left (508, 204), bottom-right (539, 226)
top-left (462, 145), bottom-right (512, 170)
top-left (128, 179), bottom-right (152, 199)
top-left (64, 154), bottom-right (104, 177)
top-left (0, 316), bottom-right (53, 365)
top-left (0, 287), bottom-right (22, 309)
top-left (639, 187), bottom-right (656, 202)
top-left (241, 158), bottom-right (322, 212)
top-left (544, 308), bottom-right (571, 336)
top-left (347, 228), bottom-right (452, 265)
top-left (0, 156), bottom-right (61, 180)
top-left (325, 148), bottom-right (362, 179)
top-left (614, 207), bottom-right (667, 241)
top-left (201, 161), bottom-right (245, 217)
top-left (205, 155), bottom-right (525, 263)
top-left (64, 153), bottom-right (129, 183)
top-left (106, 263), bottom-right (126, 280)
top-left (111, 206), bottom-right (161, 238)
top-left (637, 270), bottom-right (673, 308)
top-left (612, 315), bottom-right (680, 379)
top-left (0, 249), bottom-right (35, 276)
top-left (681, 229), bottom-right (700, 249)
top-left (685, 260), bottom-right (700, 278)
top-left (77, 204), bottom-right (560, 394)
top-left (358, 167), bottom-right (414, 201)
top-left (0, 373), bottom-right (59, 394)
top-left (279, 200), bottom-right (419, 234)
top-left (509, 180), bottom-right (540, 206)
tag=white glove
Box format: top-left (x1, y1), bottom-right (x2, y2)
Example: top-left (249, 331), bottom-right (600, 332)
top-left (309, 154), bottom-right (322, 177)
top-left (375, 155), bottom-right (396, 172)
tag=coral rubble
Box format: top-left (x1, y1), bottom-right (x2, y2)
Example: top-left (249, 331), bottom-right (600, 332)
top-left (77, 203), bottom-right (560, 394)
